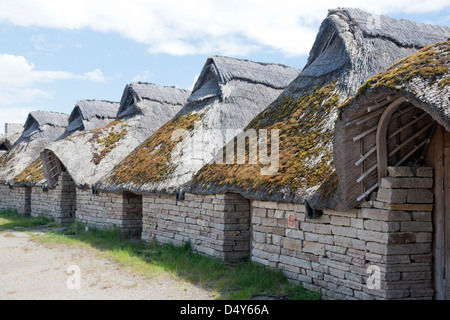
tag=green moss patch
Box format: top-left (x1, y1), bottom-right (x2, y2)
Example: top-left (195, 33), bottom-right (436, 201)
top-left (91, 121), bottom-right (129, 165)
top-left (193, 81), bottom-right (341, 195)
top-left (13, 157), bottom-right (45, 184)
top-left (107, 112), bottom-right (203, 186)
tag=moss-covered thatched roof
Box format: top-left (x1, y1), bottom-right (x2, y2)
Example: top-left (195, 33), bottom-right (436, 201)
top-left (0, 111), bottom-right (69, 184)
top-left (60, 100), bottom-right (120, 139)
top-left (186, 8), bottom-right (450, 210)
top-left (40, 84), bottom-right (191, 189)
top-left (98, 56), bottom-right (300, 194)
top-left (331, 40), bottom-right (450, 211)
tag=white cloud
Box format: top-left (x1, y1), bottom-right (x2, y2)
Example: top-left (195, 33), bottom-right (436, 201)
top-left (82, 69), bottom-right (105, 82)
top-left (0, 54), bottom-right (105, 109)
top-left (132, 70), bottom-right (155, 83)
top-left (0, 0), bottom-right (448, 57)
top-left (0, 107), bottom-right (34, 135)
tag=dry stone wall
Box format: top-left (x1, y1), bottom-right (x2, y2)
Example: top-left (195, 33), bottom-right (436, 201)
top-left (30, 172), bottom-right (76, 225)
top-left (0, 184), bottom-right (30, 214)
top-left (250, 166), bottom-right (434, 300)
top-left (142, 192), bottom-right (251, 261)
top-left (76, 190), bottom-right (142, 237)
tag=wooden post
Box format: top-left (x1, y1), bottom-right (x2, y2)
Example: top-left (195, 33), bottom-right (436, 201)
top-left (376, 97), bottom-right (405, 184)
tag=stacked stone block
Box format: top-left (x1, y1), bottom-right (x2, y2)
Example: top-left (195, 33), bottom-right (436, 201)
top-left (76, 190), bottom-right (142, 237)
top-left (30, 172), bottom-right (76, 225)
top-left (142, 192), bottom-right (251, 261)
top-left (250, 166), bottom-right (434, 300)
top-left (0, 184), bottom-right (31, 214)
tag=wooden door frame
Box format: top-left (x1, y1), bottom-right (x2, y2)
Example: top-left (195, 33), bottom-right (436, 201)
top-left (429, 125), bottom-right (446, 300)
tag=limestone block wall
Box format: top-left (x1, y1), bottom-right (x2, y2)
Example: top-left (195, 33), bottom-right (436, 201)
top-left (0, 184), bottom-right (30, 214)
top-left (250, 166), bottom-right (434, 300)
top-left (76, 190), bottom-right (142, 237)
top-left (142, 192), bottom-right (251, 261)
top-left (30, 172), bottom-right (76, 225)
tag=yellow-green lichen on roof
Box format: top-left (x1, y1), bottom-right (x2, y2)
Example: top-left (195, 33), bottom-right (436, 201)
top-left (333, 40), bottom-right (450, 211)
top-left (105, 111), bottom-right (202, 187)
top-left (190, 80), bottom-right (341, 200)
top-left (187, 10), bottom-right (450, 209)
top-left (90, 120), bottom-right (129, 165)
top-left (347, 40), bottom-right (450, 106)
top-left (13, 157), bottom-right (45, 185)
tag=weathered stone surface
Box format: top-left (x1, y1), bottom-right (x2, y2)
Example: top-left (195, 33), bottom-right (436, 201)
top-left (415, 167), bottom-right (433, 178)
top-left (388, 166), bottom-right (414, 177)
top-left (380, 177), bottom-right (433, 189)
top-left (377, 188), bottom-right (408, 204)
top-left (303, 242), bottom-right (325, 256)
top-left (407, 189), bottom-right (433, 204)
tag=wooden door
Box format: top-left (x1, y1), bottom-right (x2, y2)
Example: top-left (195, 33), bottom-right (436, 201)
top-left (427, 126), bottom-right (449, 299)
top-left (444, 130), bottom-right (450, 299)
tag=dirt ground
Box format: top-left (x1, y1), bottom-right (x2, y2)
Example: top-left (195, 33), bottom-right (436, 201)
top-left (0, 229), bottom-right (217, 300)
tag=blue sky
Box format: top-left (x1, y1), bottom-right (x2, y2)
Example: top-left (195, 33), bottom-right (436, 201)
top-left (0, 0), bottom-right (449, 134)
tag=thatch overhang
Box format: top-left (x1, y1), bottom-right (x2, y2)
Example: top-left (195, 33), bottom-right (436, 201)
top-left (330, 40), bottom-right (450, 211)
top-left (13, 100), bottom-right (120, 187)
top-left (0, 123), bottom-right (23, 153)
top-left (185, 8), bottom-right (450, 212)
top-left (98, 56), bottom-right (300, 195)
top-left (60, 100), bottom-right (120, 139)
top-left (117, 82), bottom-right (191, 119)
top-left (0, 111), bottom-right (69, 184)
top-left (40, 84), bottom-right (191, 189)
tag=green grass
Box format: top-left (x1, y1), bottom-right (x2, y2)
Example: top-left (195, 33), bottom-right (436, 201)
top-left (0, 209), bottom-right (58, 231)
top-left (0, 209), bottom-right (321, 300)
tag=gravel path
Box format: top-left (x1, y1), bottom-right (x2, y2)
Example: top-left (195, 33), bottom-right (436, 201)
top-left (0, 229), bottom-right (217, 300)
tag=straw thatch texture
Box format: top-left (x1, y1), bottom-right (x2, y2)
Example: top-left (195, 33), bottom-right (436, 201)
top-left (0, 111), bottom-right (69, 184)
top-left (118, 82), bottom-right (191, 118)
top-left (99, 56), bottom-right (300, 194)
top-left (41, 84), bottom-right (191, 189)
top-left (186, 8), bottom-right (450, 210)
top-left (0, 124), bottom-right (22, 153)
top-left (60, 100), bottom-right (120, 139)
top-left (13, 100), bottom-right (119, 186)
top-left (333, 40), bottom-right (450, 211)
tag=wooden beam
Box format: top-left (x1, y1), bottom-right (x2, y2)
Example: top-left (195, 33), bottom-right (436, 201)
top-left (355, 146), bottom-right (377, 167)
top-left (388, 112), bottom-right (429, 141)
top-left (357, 163), bottom-right (377, 183)
top-left (357, 183), bottom-right (379, 202)
top-left (346, 108), bottom-right (385, 127)
top-left (353, 125), bottom-right (377, 142)
top-left (394, 139), bottom-right (428, 166)
top-left (387, 122), bottom-right (434, 158)
top-left (376, 97), bottom-right (406, 184)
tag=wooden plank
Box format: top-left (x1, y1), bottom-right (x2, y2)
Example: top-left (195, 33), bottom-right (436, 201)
top-left (445, 145), bottom-right (450, 297)
top-left (346, 108), bottom-right (385, 127)
top-left (444, 130), bottom-right (450, 148)
top-left (357, 164), bottom-right (377, 183)
top-left (387, 122), bottom-right (434, 158)
top-left (353, 125), bottom-right (377, 142)
top-left (433, 126), bottom-right (445, 300)
top-left (357, 183), bottom-right (378, 202)
top-left (376, 98), bottom-right (406, 184)
top-left (394, 140), bottom-right (428, 166)
top-left (355, 146), bottom-right (377, 167)
top-left (388, 112), bottom-right (428, 140)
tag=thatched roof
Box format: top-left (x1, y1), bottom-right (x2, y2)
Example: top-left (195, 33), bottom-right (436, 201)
top-left (0, 111), bottom-right (69, 183)
top-left (0, 123), bottom-right (23, 153)
top-left (186, 8), bottom-right (450, 210)
top-left (332, 40), bottom-right (450, 211)
top-left (98, 56), bottom-right (300, 194)
top-left (13, 100), bottom-right (119, 186)
top-left (117, 82), bottom-right (191, 119)
top-left (60, 100), bottom-right (120, 139)
top-left (40, 84), bottom-right (191, 189)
